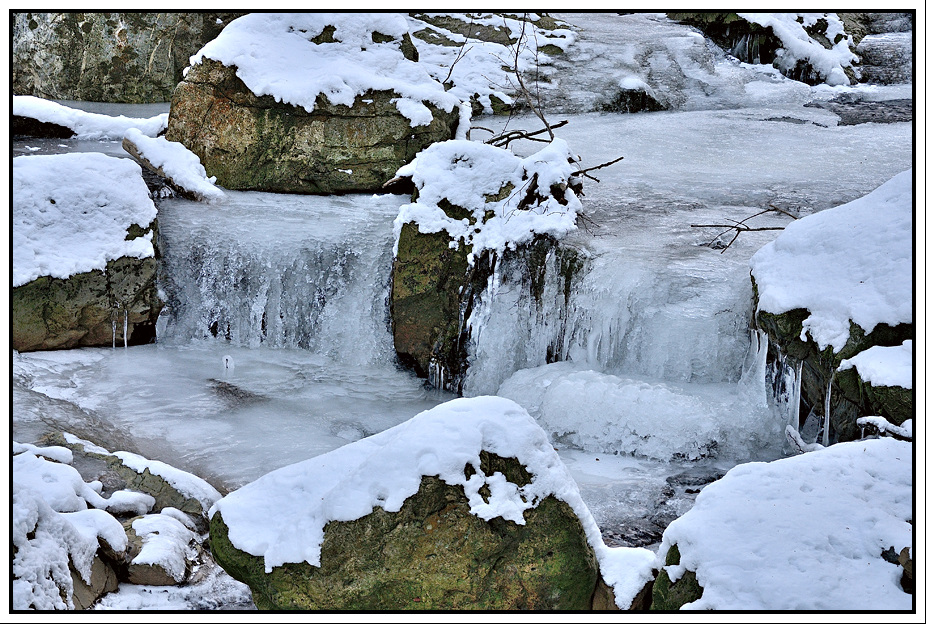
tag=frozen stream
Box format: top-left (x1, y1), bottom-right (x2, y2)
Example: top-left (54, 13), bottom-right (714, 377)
top-left (12, 13), bottom-right (913, 562)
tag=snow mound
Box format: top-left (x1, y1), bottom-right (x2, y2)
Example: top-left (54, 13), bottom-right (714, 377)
top-left (13, 95), bottom-right (168, 139)
top-left (750, 169), bottom-right (912, 352)
top-left (657, 436), bottom-right (912, 610)
top-left (190, 13), bottom-right (459, 127)
top-left (210, 395), bottom-right (655, 608)
top-left (393, 138), bottom-right (583, 264)
top-left (738, 13), bottom-right (856, 86)
top-left (838, 340), bottom-right (912, 389)
top-left (13, 152), bottom-right (157, 287)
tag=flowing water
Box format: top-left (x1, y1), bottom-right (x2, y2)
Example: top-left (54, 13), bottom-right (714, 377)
top-left (12, 13), bottom-right (913, 554)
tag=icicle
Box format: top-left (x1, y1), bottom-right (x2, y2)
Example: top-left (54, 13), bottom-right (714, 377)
top-left (792, 360), bottom-right (803, 432)
top-left (112, 305), bottom-right (117, 349)
top-left (123, 308), bottom-right (128, 349)
top-left (822, 372), bottom-right (833, 446)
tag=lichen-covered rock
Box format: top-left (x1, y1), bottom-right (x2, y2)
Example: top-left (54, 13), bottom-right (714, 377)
top-left (165, 14), bottom-right (460, 193)
top-left (212, 466), bottom-right (598, 609)
top-left (12, 12), bottom-right (245, 102)
top-left (13, 255), bottom-right (162, 352)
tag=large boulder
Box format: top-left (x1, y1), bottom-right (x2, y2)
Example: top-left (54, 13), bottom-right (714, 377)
top-left (165, 13), bottom-right (460, 194)
top-left (650, 437), bottom-right (912, 610)
top-left (209, 397), bottom-right (652, 610)
top-left (390, 138), bottom-right (585, 392)
top-left (12, 152), bottom-right (163, 352)
top-left (12, 12), bottom-right (245, 102)
top-left (750, 170), bottom-right (912, 444)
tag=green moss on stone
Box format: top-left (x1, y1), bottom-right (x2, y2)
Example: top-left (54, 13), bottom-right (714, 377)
top-left (211, 454), bottom-right (598, 610)
top-left (650, 544), bottom-right (703, 610)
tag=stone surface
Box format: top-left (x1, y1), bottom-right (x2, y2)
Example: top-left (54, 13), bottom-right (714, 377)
top-left (69, 555), bottom-right (119, 610)
top-left (165, 58), bottom-right (458, 194)
top-left (12, 253), bottom-right (163, 352)
top-left (12, 114), bottom-right (75, 138)
top-left (649, 544), bottom-right (703, 611)
top-left (211, 452), bottom-right (599, 610)
top-left (12, 12), bottom-right (245, 102)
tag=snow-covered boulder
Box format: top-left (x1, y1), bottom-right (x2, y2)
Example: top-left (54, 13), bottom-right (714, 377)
top-left (650, 437), bottom-right (912, 610)
top-left (390, 138), bottom-right (586, 392)
top-left (165, 13), bottom-right (460, 194)
top-left (209, 397), bottom-right (657, 610)
top-left (750, 169), bottom-right (912, 443)
top-left (56, 433), bottom-right (223, 531)
top-left (12, 152), bottom-right (163, 352)
top-left (12, 12), bottom-right (244, 103)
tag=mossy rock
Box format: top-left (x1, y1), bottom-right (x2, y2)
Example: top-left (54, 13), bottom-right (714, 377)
top-left (12, 254), bottom-right (162, 352)
top-left (166, 58), bottom-right (457, 193)
top-left (650, 544), bottom-right (703, 610)
top-left (390, 221), bottom-right (478, 391)
top-left (210, 452), bottom-right (599, 610)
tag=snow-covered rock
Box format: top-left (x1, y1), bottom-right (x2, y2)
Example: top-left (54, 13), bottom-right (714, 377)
top-left (652, 437), bottom-right (912, 610)
top-left (13, 95), bottom-right (168, 139)
top-left (209, 397), bottom-right (657, 609)
top-left (165, 13), bottom-right (460, 194)
top-left (12, 152), bottom-right (163, 351)
top-left (122, 129), bottom-right (224, 202)
top-left (390, 138), bottom-right (585, 392)
top-left (751, 169), bottom-right (913, 442)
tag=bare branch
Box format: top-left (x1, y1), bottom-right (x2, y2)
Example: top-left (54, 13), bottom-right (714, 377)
top-left (691, 204), bottom-right (794, 253)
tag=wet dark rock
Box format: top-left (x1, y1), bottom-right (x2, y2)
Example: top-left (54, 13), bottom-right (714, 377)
top-left (805, 96), bottom-right (912, 126)
top-left (12, 114), bottom-right (75, 139)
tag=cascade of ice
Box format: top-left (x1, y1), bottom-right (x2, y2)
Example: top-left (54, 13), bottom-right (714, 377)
top-left (156, 190), bottom-right (407, 368)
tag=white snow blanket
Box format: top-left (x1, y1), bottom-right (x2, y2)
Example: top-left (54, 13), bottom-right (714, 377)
top-left (13, 152), bottom-right (157, 287)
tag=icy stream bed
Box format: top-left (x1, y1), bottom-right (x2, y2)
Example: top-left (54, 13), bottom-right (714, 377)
top-left (12, 96), bottom-right (911, 523)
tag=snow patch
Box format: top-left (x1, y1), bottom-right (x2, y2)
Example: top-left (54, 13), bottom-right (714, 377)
top-left (657, 437), bottom-right (912, 610)
top-left (190, 13), bottom-right (459, 127)
top-left (14, 95), bottom-right (168, 139)
top-left (393, 138), bottom-right (583, 264)
top-left (837, 340), bottom-right (912, 389)
top-left (13, 152), bottom-right (157, 287)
